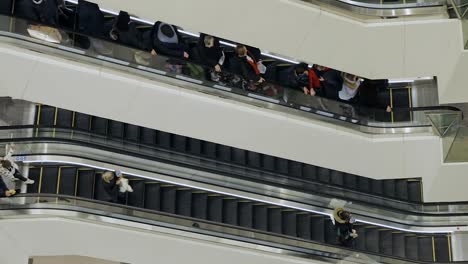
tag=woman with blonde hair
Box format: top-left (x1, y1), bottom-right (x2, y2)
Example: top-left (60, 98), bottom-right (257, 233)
top-left (333, 208), bottom-right (358, 247)
top-left (101, 170), bottom-right (132, 204)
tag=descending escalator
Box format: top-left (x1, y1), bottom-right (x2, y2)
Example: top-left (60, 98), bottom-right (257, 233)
top-left (24, 163), bottom-right (452, 262)
top-left (35, 104), bottom-right (425, 204)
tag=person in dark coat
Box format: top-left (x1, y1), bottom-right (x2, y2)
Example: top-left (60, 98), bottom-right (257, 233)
top-left (101, 171), bottom-right (126, 204)
top-left (76, 0), bottom-right (105, 37)
top-left (278, 63), bottom-right (322, 96)
top-left (14, 0), bottom-right (60, 26)
top-left (333, 208), bottom-right (358, 247)
top-left (229, 44), bottom-right (264, 84)
top-left (196, 33), bottom-right (224, 72)
top-left (145, 21), bottom-right (189, 59)
top-left (0, 175), bottom-right (16, 198)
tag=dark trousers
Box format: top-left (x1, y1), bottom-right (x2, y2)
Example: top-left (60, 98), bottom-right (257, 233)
top-left (13, 170), bottom-right (28, 182)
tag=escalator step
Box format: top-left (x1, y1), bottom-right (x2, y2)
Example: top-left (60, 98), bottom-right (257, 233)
top-left (276, 158), bottom-right (288, 175)
top-left (156, 131), bottom-right (171, 149)
top-left (262, 155), bottom-right (275, 171)
top-left (58, 167), bottom-right (77, 196)
top-left (207, 195), bottom-right (223, 222)
top-left (160, 186), bottom-right (176, 214)
top-left (76, 170), bottom-right (95, 199)
top-left (127, 181), bottom-right (145, 207)
top-left (383, 180), bottom-right (396, 198)
top-left (176, 189), bottom-right (192, 217)
top-left (202, 142), bottom-right (217, 158)
top-left (238, 202), bottom-right (253, 228)
top-left (393, 233), bottom-right (406, 258)
top-left (218, 145), bottom-right (232, 162)
top-left (324, 219), bottom-right (337, 245)
top-left (90, 117), bottom-right (108, 135)
top-left (140, 128), bottom-right (156, 145)
top-left (124, 124), bottom-right (139, 142)
top-left (173, 135), bottom-right (187, 152)
top-left (253, 205), bottom-right (268, 231)
top-left (296, 214), bottom-right (311, 240)
top-left (247, 152), bottom-right (261, 168)
top-left (357, 177), bottom-right (371, 193)
top-left (365, 228), bottom-right (380, 253)
top-left (371, 180), bottom-right (384, 196)
top-left (405, 235), bottom-right (419, 260)
top-left (379, 230), bottom-right (393, 255)
top-left (408, 180), bottom-right (422, 202)
top-left (282, 211), bottom-right (297, 237)
top-left (93, 172), bottom-right (108, 202)
top-left (40, 167), bottom-right (59, 194)
top-left (354, 225), bottom-right (367, 250)
top-left (222, 198), bottom-right (238, 225)
top-left (418, 236), bottom-right (434, 261)
top-left (27, 167), bottom-right (41, 193)
top-left (302, 164), bottom-right (317, 181)
top-left (108, 120), bottom-right (124, 139)
top-left (74, 113), bottom-right (91, 131)
top-left (288, 161), bottom-right (302, 178)
top-left (192, 193), bottom-right (208, 219)
top-left (188, 138), bottom-right (202, 155)
top-left (56, 109), bottom-right (73, 128)
top-left (396, 180), bottom-right (409, 201)
top-left (344, 174), bottom-right (357, 189)
top-left (317, 167), bottom-right (330, 183)
top-left (434, 236), bottom-right (450, 262)
top-left (268, 208), bottom-right (282, 234)
top-left (232, 148), bottom-right (246, 165)
top-left (38, 106), bottom-right (55, 125)
top-left (310, 216), bottom-right (325, 242)
top-left (144, 183), bottom-right (161, 211)
top-left (330, 171), bottom-right (344, 186)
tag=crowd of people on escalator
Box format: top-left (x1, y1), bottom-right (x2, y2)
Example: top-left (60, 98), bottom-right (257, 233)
top-left (0, 0), bottom-right (393, 113)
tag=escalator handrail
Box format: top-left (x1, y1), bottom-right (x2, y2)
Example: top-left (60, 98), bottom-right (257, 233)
top-left (3, 125), bottom-right (468, 215)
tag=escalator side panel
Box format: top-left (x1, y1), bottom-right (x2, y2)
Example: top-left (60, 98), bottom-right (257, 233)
top-left (192, 193), bottom-right (208, 219)
top-left (40, 167), bottom-right (59, 194)
top-left (144, 183), bottom-right (161, 211)
top-left (127, 181), bottom-right (145, 207)
top-left (76, 170), bottom-right (95, 199)
top-left (27, 167), bottom-right (41, 193)
top-left (58, 167), bottom-right (77, 196)
top-left (253, 205), bottom-right (268, 231)
top-left (56, 109), bottom-right (73, 128)
top-left (238, 202), bottom-right (253, 228)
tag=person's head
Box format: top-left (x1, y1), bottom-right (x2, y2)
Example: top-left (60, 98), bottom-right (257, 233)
top-left (102, 171), bottom-right (115, 183)
top-left (0, 159), bottom-right (12, 169)
top-left (235, 45), bottom-right (247, 57)
top-left (160, 23), bottom-right (175, 38)
top-left (338, 210), bottom-right (351, 222)
top-left (295, 63), bottom-right (308, 76)
top-left (204, 35), bottom-right (215, 48)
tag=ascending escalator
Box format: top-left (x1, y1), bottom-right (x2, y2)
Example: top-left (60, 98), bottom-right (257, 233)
top-left (25, 163), bottom-right (452, 262)
top-left (35, 104), bottom-right (425, 205)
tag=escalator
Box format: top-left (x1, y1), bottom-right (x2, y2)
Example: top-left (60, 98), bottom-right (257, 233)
top-left (0, 7), bottom-right (459, 133)
top-left (23, 163), bottom-right (452, 262)
top-left (35, 104), bottom-right (425, 205)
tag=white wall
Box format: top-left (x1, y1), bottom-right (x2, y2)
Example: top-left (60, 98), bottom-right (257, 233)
top-left (0, 217), bottom-right (327, 264)
top-left (88, 0), bottom-right (468, 104)
top-left (0, 42), bottom-right (467, 202)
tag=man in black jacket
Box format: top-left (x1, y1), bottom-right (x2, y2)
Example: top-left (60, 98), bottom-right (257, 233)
top-left (229, 44), bottom-right (264, 84)
top-left (196, 34), bottom-right (224, 72)
top-left (146, 21), bottom-right (189, 59)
